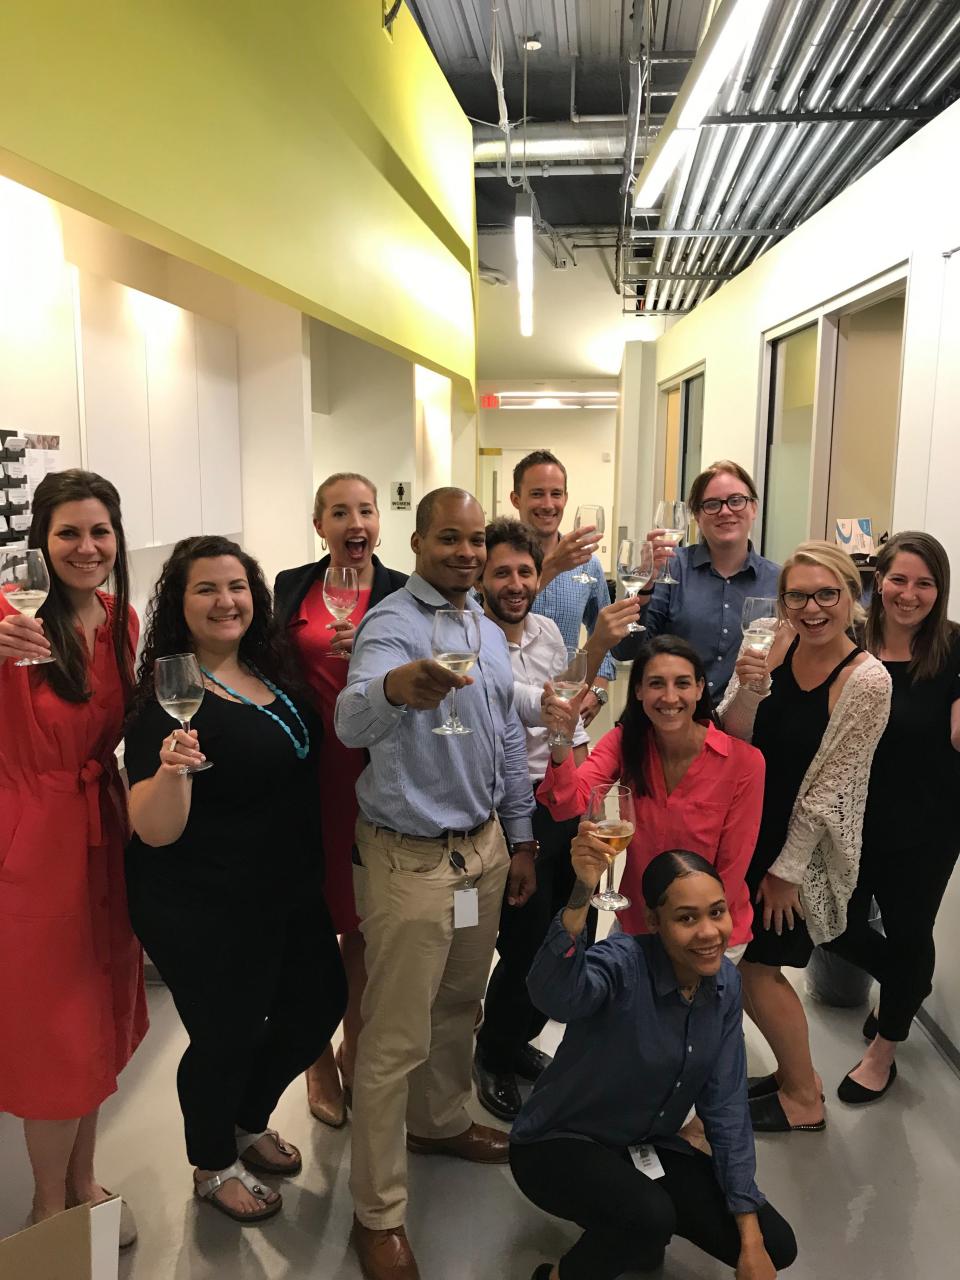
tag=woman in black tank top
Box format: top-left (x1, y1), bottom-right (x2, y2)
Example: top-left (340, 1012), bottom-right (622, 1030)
top-left (720, 542), bottom-right (890, 1137)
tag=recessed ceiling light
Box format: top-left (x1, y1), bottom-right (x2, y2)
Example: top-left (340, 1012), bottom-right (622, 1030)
top-left (522, 34), bottom-right (542, 51)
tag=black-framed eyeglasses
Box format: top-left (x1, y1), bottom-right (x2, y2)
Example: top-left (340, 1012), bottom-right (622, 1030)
top-left (699, 493), bottom-right (755, 515)
top-left (780, 588), bottom-right (843, 610)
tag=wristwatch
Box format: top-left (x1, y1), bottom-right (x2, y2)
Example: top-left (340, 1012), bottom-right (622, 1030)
top-left (509, 840), bottom-right (540, 859)
top-left (589, 685), bottom-right (609, 706)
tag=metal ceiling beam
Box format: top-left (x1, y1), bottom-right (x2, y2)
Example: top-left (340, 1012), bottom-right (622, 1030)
top-left (630, 227), bottom-right (792, 238)
top-left (702, 108), bottom-right (937, 125)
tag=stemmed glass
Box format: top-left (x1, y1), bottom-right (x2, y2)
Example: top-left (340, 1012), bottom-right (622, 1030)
top-left (155, 653), bottom-right (214, 774)
top-left (0, 548), bottom-right (56, 666)
top-left (653, 499), bottom-right (689, 586)
top-left (431, 608), bottom-right (482, 737)
top-left (547, 647), bottom-right (588, 748)
top-left (741, 596), bottom-right (779, 691)
top-left (571, 505), bottom-right (605, 584)
top-left (616, 539), bottom-right (655, 634)
top-left (323, 567), bottom-right (360, 659)
top-left (588, 783), bottom-right (636, 911)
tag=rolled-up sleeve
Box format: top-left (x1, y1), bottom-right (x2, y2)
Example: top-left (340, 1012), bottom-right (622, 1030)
top-left (584, 567), bottom-right (616, 681)
top-left (497, 708), bottom-right (535, 842)
top-left (334, 619), bottom-right (410, 748)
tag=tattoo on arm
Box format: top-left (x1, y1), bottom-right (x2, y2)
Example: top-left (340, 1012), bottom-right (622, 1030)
top-left (567, 880), bottom-right (593, 909)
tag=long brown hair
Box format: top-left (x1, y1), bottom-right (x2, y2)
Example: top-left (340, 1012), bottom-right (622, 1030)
top-left (28, 470), bottom-right (133, 705)
top-left (865, 532), bottom-right (958, 682)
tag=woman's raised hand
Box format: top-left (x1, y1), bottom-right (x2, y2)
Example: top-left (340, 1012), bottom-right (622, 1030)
top-left (0, 612), bottom-right (51, 664)
top-left (158, 729), bottom-right (205, 775)
top-left (735, 646), bottom-right (770, 693)
top-left (327, 618), bottom-right (356, 656)
top-left (570, 821), bottom-right (611, 892)
top-left (541, 680), bottom-right (580, 738)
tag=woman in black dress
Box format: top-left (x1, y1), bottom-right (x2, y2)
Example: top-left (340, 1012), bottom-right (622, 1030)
top-left (720, 542), bottom-right (890, 1134)
top-left (125, 536), bottom-right (346, 1223)
top-left (826, 532), bottom-right (960, 1103)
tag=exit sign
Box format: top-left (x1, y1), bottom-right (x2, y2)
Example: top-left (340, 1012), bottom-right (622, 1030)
top-left (480, 394), bottom-right (500, 409)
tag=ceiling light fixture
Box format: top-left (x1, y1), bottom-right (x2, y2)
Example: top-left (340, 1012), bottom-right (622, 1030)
top-left (632, 0), bottom-right (773, 212)
top-left (514, 191), bottom-right (534, 338)
top-left (522, 34), bottom-right (542, 51)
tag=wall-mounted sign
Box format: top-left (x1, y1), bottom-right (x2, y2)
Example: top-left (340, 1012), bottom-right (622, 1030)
top-left (391, 480), bottom-right (411, 511)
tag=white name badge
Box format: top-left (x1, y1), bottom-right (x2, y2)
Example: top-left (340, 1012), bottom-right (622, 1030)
top-left (629, 1144), bottom-right (665, 1179)
top-left (453, 887), bottom-right (479, 929)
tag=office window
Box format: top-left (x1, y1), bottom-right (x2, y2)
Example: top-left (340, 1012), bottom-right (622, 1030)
top-left (763, 325), bottom-right (817, 563)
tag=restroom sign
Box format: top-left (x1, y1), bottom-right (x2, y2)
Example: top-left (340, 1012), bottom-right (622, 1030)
top-left (391, 481), bottom-right (412, 511)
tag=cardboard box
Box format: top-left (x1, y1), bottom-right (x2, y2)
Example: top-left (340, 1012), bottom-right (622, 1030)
top-left (0, 1198), bottom-right (120, 1280)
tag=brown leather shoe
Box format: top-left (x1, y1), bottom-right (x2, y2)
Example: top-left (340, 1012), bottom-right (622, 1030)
top-left (406, 1121), bottom-right (509, 1163)
top-left (351, 1216), bottom-right (421, 1280)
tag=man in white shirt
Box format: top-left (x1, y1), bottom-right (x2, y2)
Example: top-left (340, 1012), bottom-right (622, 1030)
top-left (474, 517), bottom-right (638, 1120)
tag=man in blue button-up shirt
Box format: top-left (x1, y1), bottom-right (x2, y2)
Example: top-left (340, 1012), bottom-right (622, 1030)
top-left (335, 488), bottom-right (536, 1278)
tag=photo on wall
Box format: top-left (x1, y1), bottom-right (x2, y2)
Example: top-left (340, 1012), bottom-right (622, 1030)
top-left (0, 429), bottom-right (60, 549)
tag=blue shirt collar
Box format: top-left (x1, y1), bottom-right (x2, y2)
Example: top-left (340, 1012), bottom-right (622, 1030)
top-left (645, 934), bottom-right (724, 1000)
top-left (691, 539), bottom-right (761, 578)
top-left (406, 572), bottom-right (483, 612)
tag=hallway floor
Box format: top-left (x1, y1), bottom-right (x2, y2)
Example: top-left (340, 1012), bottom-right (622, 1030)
top-left (2, 970), bottom-right (958, 1279)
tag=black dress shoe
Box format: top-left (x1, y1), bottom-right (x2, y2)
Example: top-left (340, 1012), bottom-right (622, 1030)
top-left (531, 1266), bottom-right (553, 1280)
top-left (749, 1092), bottom-right (826, 1133)
top-left (838, 1060), bottom-right (897, 1105)
top-left (747, 1073), bottom-right (779, 1100)
top-left (473, 1057), bottom-right (522, 1121)
top-left (513, 1043), bottom-right (553, 1082)
top-left (862, 1009), bottom-right (878, 1042)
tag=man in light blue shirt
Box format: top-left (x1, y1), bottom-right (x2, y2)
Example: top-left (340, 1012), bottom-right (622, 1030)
top-left (335, 487), bottom-right (536, 1279)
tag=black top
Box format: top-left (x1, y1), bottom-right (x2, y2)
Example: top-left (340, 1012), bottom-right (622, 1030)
top-left (273, 553), bottom-right (407, 628)
top-left (864, 633), bottom-right (960, 849)
top-left (125, 689), bottom-right (321, 902)
top-left (749, 636), bottom-right (862, 887)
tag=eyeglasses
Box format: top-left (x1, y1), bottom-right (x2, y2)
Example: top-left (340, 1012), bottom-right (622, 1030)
top-left (780, 588), bottom-right (843, 610)
top-left (698, 493), bottom-right (754, 515)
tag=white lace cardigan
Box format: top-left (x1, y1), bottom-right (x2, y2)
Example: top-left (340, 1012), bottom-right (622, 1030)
top-left (718, 655), bottom-right (892, 946)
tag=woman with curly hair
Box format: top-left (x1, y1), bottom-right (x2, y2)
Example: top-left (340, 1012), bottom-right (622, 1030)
top-left (124, 536), bottom-right (346, 1224)
top-left (0, 470), bottom-right (146, 1245)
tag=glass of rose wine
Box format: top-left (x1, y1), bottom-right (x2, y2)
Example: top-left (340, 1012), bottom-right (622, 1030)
top-left (587, 782), bottom-right (635, 911)
top-left (0, 548), bottom-right (56, 666)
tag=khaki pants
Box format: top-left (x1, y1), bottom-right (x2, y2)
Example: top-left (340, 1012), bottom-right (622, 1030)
top-left (349, 815), bottom-right (510, 1229)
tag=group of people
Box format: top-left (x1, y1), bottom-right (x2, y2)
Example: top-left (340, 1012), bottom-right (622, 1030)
top-left (1, 450), bottom-right (957, 1280)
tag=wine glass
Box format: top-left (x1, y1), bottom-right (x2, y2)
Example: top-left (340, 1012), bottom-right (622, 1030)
top-left (431, 608), bottom-right (482, 736)
top-left (617, 539), bottom-right (655, 634)
top-left (155, 653), bottom-right (214, 773)
top-left (571, 505), bottom-right (605, 584)
top-left (653, 499), bottom-right (689, 585)
top-left (323, 566), bottom-right (360, 659)
top-left (588, 782), bottom-right (636, 912)
top-left (741, 596), bottom-right (778, 691)
top-left (0, 548), bottom-right (56, 666)
top-left (547, 647), bottom-right (588, 748)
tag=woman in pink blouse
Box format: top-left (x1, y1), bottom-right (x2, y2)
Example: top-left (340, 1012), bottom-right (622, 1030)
top-left (540, 636), bottom-right (763, 954)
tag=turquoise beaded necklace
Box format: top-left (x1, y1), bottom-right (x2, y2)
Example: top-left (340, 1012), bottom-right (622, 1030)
top-left (200, 665), bottom-right (310, 760)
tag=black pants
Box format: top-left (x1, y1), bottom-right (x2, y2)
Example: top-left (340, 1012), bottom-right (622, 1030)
top-left (825, 837), bottom-right (959, 1041)
top-left (510, 1139), bottom-right (797, 1280)
top-left (477, 803), bottom-right (596, 1071)
top-left (128, 874), bottom-right (346, 1169)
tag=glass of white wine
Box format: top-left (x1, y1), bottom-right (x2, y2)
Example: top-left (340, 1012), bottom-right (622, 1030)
top-left (617, 539), bottom-right (655, 634)
top-left (653, 499), bottom-right (689, 586)
top-left (323, 566), bottom-right (360, 659)
top-left (431, 608), bottom-right (482, 737)
top-left (155, 653), bottom-right (214, 774)
top-left (571, 505), bottom-right (605, 584)
top-left (547, 647), bottom-right (588, 747)
top-left (588, 782), bottom-right (635, 911)
top-left (0, 548), bottom-right (56, 666)
top-left (740, 596), bottom-right (778, 690)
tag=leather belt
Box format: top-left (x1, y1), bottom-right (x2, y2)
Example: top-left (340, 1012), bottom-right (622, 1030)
top-left (375, 815), bottom-right (493, 844)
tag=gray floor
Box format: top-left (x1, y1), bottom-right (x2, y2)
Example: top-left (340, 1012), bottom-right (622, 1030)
top-left (2, 970), bottom-right (959, 1279)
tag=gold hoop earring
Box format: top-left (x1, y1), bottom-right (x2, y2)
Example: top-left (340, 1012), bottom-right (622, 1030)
top-left (320, 538), bottom-right (327, 551)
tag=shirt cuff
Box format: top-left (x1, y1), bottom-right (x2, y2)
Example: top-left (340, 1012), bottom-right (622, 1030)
top-left (725, 1189), bottom-right (767, 1216)
top-left (366, 673), bottom-right (408, 723)
top-left (546, 909), bottom-right (584, 953)
top-left (502, 816), bottom-right (535, 844)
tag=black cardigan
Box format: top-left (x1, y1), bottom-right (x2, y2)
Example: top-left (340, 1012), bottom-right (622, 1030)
top-left (273, 554), bottom-right (408, 628)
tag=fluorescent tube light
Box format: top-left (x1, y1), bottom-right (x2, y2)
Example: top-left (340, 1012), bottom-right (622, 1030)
top-left (678, 0), bottom-right (774, 129)
top-left (633, 129), bottom-right (697, 209)
top-left (514, 192), bottom-right (534, 338)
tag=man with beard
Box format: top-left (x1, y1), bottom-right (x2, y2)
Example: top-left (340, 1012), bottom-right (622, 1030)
top-left (473, 517), bottom-right (639, 1121)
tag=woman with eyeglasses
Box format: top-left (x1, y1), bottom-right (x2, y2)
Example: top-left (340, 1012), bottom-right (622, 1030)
top-left (615, 461), bottom-right (780, 703)
top-left (719, 542), bottom-right (890, 1134)
top-left (824, 532), bottom-right (960, 1104)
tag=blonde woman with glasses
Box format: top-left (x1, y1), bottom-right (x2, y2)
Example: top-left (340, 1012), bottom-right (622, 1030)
top-left (719, 542), bottom-right (891, 1135)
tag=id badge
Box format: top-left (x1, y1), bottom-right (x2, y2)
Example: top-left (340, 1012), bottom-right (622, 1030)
top-left (629, 1143), bottom-right (665, 1179)
top-left (453, 887), bottom-right (479, 929)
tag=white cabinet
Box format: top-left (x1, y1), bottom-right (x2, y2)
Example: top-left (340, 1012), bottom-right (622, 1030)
top-left (196, 315), bottom-right (242, 536)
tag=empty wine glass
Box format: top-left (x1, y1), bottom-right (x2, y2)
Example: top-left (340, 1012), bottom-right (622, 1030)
top-left (323, 566), bottom-right (360, 659)
top-left (741, 596), bottom-right (779, 691)
top-left (571, 505), bottom-right (605, 584)
top-left (0, 548), bottom-right (56, 666)
top-left (653, 500), bottom-right (688, 585)
top-left (547, 647), bottom-right (588, 748)
top-left (617, 539), bottom-right (655, 634)
top-left (155, 653), bottom-right (214, 774)
top-left (431, 608), bottom-right (482, 736)
top-left (588, 782), bottom-right (636, 911)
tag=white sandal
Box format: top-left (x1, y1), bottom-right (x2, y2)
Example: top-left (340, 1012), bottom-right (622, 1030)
top-left (235, 1126), bottom-right (303, 1177)
top-left (193, 1161), bottom-right (282, 1223)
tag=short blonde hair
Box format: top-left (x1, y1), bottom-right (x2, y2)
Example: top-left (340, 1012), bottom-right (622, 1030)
top-left (779, 540), bottom-right (865, 628)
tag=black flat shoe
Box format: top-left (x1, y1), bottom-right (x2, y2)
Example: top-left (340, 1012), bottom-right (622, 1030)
top-left (749, 1092), bottom-right (826, 1133)
top-left (838, 1060), bottom-right (897, 1105)
top-left (747, 1073), bottom-right (779, 1100)
top-left (513, 1044), bottom-right (553, 1082)
top-left (862, 1009), bottom-right (878, 1042)
top-left (531, 1266), bottom-right (553, 1280)
top-left (473, 1056), bottom-right (522, 1121)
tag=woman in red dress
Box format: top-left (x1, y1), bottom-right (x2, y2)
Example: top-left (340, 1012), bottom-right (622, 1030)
top-left (0, 470), bottom-right (147, 1243)
top-left (274, 472), bottom-right (406, 1126)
